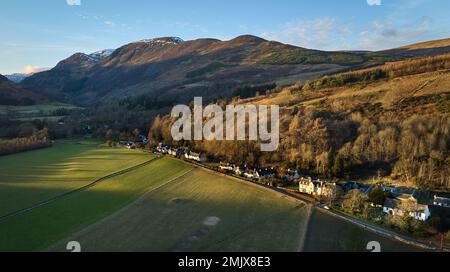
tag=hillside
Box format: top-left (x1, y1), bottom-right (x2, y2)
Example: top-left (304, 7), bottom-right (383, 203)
top-left (0, 74), bottom-right (47, 106)
top-left (377, 38), bottom-right (450, 58)
top-left (22, 36), bottom-right (450, 110)
top-left (20, 35), bottom-right (375, 106)
top-left (148, 53), bottom-right (450, 190)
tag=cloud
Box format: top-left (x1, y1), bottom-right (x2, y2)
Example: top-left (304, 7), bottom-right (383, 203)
top-left (1, 50), bottom-right (18, 57)
top-left (104, 21), bottom-right (115, 27)
top-left (261, 18), bottom-right (352, 50)
top-left (66, 0), bottom-right (81, 6)
top-left (367, 0), bottom-right (381, 6)
top-left (357, 17), bottom-right (434, 50)
top-left (22, 66), bottom-right (49, 75)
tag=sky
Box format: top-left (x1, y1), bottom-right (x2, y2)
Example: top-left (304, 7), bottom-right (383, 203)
top-left (1, 0), bottom-right (450, 75)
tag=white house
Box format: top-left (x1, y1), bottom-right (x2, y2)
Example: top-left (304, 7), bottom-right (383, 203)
top-left (243, 169), bottom-right (256, 179)
top-left (168, 148), bottom-right (178, 156)
top-left (185, 151), bottom-right (207, 163)
top-left (219, 162), bottom-right (234, 172)
top-left (233, 165), bottom-right (246, 176)
top-left (126, 142), bottom-right (136, 149)
top-left (383, 194), bottom-right (431, 221)
top-left (298, 177), bottom-right (336, 198)
top-left (299, 177), bottom-right (315, 194)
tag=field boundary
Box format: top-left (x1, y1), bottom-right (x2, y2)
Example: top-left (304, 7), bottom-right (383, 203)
top-left (297, 205), bottom-right (313, 252)
top-left (45, 166), bottom-right (194, 252)
top-left (0, 157), bottom-right (161, 223)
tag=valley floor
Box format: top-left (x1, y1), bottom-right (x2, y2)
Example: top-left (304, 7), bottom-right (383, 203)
top-left (0, 143), bottom-right (422, 252)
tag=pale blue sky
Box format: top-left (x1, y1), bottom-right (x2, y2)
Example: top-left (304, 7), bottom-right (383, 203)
top-left (1, 0), bottom-right (449, 74)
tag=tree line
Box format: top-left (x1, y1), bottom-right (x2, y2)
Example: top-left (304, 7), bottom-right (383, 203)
top-left (147, 106), bottom-right (450, 190)
top-left (0, 128), bottom-right (51, 156)
top-left (305, 53), bottom-right (450, 90)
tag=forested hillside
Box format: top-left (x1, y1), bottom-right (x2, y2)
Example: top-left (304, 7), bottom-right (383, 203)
top-left (148, 54), bottom-right (450, 190)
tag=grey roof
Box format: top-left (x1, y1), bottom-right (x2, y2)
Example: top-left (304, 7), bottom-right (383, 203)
top-left (256, 168), bottom-right (277, 176)
top-left (384, 196), bottom-right (428, 212)
top-left (434, 196), bottom-right (450, 205)
top-left (384, 198), bottom-right (398, 209)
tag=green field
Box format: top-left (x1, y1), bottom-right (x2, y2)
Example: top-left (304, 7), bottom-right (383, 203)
top-left (303, 210), bottom-right (422, 252)
top-left (0, 155), bottom-right (191, 251)
top-left (0, 143), bottom-right (421, 252)
top-left (48, 168), bottom-right (310, 252)
top-left (0, 103), bottom-right (81, 121)
top-left (0, 143), bottom-right (152, 216)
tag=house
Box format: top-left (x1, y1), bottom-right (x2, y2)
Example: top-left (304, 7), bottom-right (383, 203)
top-left (342, 181), bottom-right (372, 194)
top-left (315, 180), bottom-right (337, 198)
top-left (243, 169), bottom-right (257, 179)
top-left (254, 168), bottom-right (277, 180)
top-left (185, 151), bottom-right (207, 163)
top-left (299, 177), bottom-right (336, 198)
top-left (156, 143), bottom-right (169, 154)
top-left (176, 147), bottom-right (188, 157)
top-left (382, 186), bottom-right (418, 197)
top-left (118, 141), bottom-right (128, 147)
top-left (299, 177), bottom-right (315, 195)
top-left (382, 186), bottom-right (397, 194)
top-left (433, 195), bottom-right (450, 208)
top-left (125, 142), bottom-right (136, 149)
top-left (383, 194), bottom-right (430, 221)
top-left (219, 162), bottom-right (234, 172)
top-left (168, 148), bottom-right (178, 156)
top-left (284, 170), bottom-right (300, 181)
top-left (233, 165), bottom-right (246, 176)
top-left (136, 135), bottom-right (148, 145)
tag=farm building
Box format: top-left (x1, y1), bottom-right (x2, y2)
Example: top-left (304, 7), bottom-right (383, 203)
top-left (383, 194), bottom-right (431, 221)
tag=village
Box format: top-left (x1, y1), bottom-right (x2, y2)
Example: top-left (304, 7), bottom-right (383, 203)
top-left (151, 143), bottom-right (450, 245)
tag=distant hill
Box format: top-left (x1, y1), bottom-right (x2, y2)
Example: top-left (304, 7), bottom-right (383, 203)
top-left (21, 35), bottom-right (450, 108)
top-left (5, 73), bottom-right (29, 83)
top-left (0, 74), bottom-right (48, 106)
top-left (21, 35), bottom-right (367, 106)
top-left (6, 68), bottom-right (50, 83)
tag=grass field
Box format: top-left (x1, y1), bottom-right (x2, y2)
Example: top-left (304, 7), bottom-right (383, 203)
top-left (303, 210), bottom-right (422, 252)
top-left (0, 103), bottom-right (81, 121)
top-left (48, 168), bottom-right (310, 252)
top-left (0, 143), bottom-right (152, 217)
top-left (0, 143), bottom-right (421, 252)
top-left (0, 156), bottom-right (192, 251)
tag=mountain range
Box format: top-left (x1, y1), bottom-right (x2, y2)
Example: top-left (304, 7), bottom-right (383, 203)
top-left (7, 35), bottom-right (450, 108)
top-left (0, 74), bottom-right (47, 106)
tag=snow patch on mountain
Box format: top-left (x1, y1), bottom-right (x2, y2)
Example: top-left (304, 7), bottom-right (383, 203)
top-left (137, 37), bottom-right (184, 46)
top-left (6, 69), bottom-right (51, 83)
top-left (86, 49), bottom-right (115, 62)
